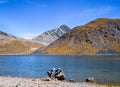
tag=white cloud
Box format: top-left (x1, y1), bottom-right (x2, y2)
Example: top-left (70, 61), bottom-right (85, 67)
top-left (20, 33), bottom-right (38, 39)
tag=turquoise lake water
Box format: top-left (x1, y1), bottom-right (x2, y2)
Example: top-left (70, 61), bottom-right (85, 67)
top-left (0, 55), bottom-right (119, 84)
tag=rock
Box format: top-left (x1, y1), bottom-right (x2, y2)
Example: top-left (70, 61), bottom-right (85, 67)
top-left (86, 77), bottom-right (95, 82)
top-left (56, 72), bottom-right (65, 80)
top-left (16, 83), bottom-right (21, 87)
top-left (32, 79), bottom-right (36, 81)
top-left (42, 78), bottom-right (51, 81)
top-left (69, 79), bottom-right (75, 82)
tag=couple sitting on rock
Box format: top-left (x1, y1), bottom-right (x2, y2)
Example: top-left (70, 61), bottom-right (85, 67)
top-left (47, 68), bottom-right (65, 80)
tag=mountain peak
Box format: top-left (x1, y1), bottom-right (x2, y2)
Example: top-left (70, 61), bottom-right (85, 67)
top-left (0, 30), bottom-right (18, 40)
top-left (32, 25), bottom-right (71, 46)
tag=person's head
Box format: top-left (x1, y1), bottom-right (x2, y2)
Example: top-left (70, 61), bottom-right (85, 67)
top-left (57, 68), bottom-right (62, 71)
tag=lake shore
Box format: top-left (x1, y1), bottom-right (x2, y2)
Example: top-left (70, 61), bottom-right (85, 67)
top-left (0, 54), bottom-right (119, 56)
top-left (0, 76), bottom-right (119, 87)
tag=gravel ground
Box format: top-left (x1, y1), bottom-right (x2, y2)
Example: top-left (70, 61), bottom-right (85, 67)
top-left (0, 76), bottom-right (119, 87)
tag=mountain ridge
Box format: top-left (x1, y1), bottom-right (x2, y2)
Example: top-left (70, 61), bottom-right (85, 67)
top-left (38, 18), bottom-right (120, 55)
top-left (32, 25), bottom-right (70, 46)
top-left (0, 30), bottom-right (19, 40)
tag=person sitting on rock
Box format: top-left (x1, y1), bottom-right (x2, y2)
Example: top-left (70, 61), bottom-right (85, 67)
top-left (54, 68), bottom-right (62, 78)
top-left (50, 68), bottom-right (56, 79)
top-left (47, 68), bottom-right (65, 80)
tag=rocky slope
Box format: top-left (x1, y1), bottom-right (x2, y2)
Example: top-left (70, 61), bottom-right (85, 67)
top-left (32, 25), bottom-right (70, 46)
top-left (0, 30), bottom-right (18, 40)
top-left (40, 18), bottom-right (120, 55)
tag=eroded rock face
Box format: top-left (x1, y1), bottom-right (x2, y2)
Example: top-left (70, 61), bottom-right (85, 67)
top-left (32, 25), bottom-right (70, 46)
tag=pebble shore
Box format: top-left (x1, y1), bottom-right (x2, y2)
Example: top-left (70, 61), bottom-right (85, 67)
top-left (0, 76), bottom-right (119, 87)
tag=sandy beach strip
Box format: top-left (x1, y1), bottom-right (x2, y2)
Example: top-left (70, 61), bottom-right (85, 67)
top-left (0, 76), bottom-right (119, 87)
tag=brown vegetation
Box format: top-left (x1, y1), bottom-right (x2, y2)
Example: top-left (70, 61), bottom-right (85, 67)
top-left (0, 40), bottom-right (44, 54)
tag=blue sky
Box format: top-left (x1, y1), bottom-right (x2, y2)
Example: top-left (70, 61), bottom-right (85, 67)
top-left (0, 0), bottom-right (120, 39)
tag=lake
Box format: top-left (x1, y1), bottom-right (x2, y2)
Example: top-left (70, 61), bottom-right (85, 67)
top-left (0, 55), bottom-right (119, 85)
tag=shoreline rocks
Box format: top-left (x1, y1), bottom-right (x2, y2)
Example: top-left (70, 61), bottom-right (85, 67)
top-left (0, 76), bottom-right (119, 87)
top-left (69, 79), bottom-right (75, 82)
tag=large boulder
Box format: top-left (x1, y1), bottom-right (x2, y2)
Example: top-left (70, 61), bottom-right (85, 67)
top-left (56, 71), bottom-right (65, 80)
top-left (47, 68), bottom-right (65, 80)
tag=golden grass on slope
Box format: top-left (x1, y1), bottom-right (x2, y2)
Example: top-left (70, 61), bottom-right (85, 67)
top-left (0, 40), bottom-right (42, 54)
top-left (76, 18), bottom-right (120, 31)
top-left (44, 39), bottom-right (120, 55)
top-left (44, 34), bottom-right (120, 55)
top-left (45, 40), bottom-right (99, 55)
top-left (108, 41), bottom-right (120, 52)
top-left (81, 43), bottom-right (99, 55)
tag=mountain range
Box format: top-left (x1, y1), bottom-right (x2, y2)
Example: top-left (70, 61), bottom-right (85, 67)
top-left (39, 18), bottom-right (120, 55)
top-left (0, 18), bottom-right (120, 55)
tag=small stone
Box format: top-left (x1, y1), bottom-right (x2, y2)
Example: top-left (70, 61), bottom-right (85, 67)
top-left (86, 77), bottom-right (95, 82)
top-left (16, 83), bottom-right (21, 87)
top-left (32, 79), bottom-right (35, 81)
top-left (69, 79), bottom-right (75, 82)
top-left (42, 78), bottom-right (51, 81)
